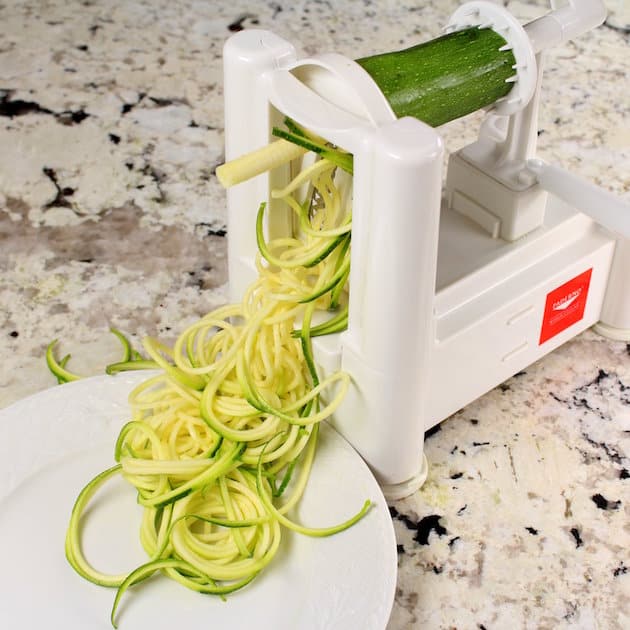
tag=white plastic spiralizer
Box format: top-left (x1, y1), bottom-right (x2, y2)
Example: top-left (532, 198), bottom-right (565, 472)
top-left (222, 0), bottom-right (630, 499)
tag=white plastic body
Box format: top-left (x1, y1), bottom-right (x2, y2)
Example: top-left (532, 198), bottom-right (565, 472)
top-left (222, 3), bottom-right (627, 498)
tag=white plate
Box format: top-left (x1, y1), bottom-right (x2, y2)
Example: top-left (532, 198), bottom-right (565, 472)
top-left (0, 373), bottom-right (396, 630)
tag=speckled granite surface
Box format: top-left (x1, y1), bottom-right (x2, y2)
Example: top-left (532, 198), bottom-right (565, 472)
top-left (1, 1), bottom-right (628, 628)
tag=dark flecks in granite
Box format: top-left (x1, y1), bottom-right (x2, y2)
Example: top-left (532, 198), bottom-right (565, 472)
top-left (76, 44), bottom-right (89, 52)
top-left (470, 418), bottom-right (479, 425)
top-left (550, 369), bottom-right (616, 420)
top-left (448, 536), bottom-right (460, 548)
top-left (195, 222), bottom-right (226, 238)
top-left (525, 526), bottom-right (539, 536)
top-left (0, 92), bottom-right (52, 117)
top-left (425, 423), bottom-right (441, 439)
top-left (9, 331), bottom-right (19, 338)
top-left (121, 93), bottom-right (146, 115)
top-left (479, 624), bottom-right (488, 630)
top-left (570, 527), bottom-right (584, 548)
top-left (573, 369), bottom-right (629, 417)
top-left (57, 110), bottom-right (89, 125)
top-left (432, 564), bottom-right (443, 574)
top-left (499, 382), bottom-right (511, 392)
top-left (457, 504), bottom-right (467, 515)
top-left (396, 544), bottom-right (404, 554)
top-left (591, 493), bottom-right (621, 511)
top-left (228, 14), bottom-right (259, 32)
top-left (613, 562), bottom-right (627, 577)
top-left (415, 515), bottom-right (447, 545)
top-left (472, 441), bottom-right (490, 447)
top-left (581, 433), bottom-right (624, 465)
top-left (389, 507), bottom-right (448, 546)
top-left (550, 370), bottom-right (630, 467)
top-left (0, 93), bottom-right (89, 126)
top-left (42, 167), bottom-right (74, 209)
top-left (141, 164), bottom-right (166, 203)
top-left (450, 472), bottom-right (463, 480)
top-left (185, 268), bottom-right (216, 291)
top-left (564, 602), bottom-right (579, 622)
top-left (149, 96), bottom-right (190, 108)
top-left (573, 396), bottom-right (603, 418)
top-left (620, 468), bottom-right (629, 479)
top-left (450, 445), bottom-right (467, 455)
top-left (108, 133), bottom-right (121, 144)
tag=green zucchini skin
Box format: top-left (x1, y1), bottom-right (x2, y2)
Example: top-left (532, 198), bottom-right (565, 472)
top-left (356, 28), bottom-right (516, 127)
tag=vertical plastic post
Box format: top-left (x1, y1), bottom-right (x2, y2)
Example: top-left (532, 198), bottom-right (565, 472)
top-left (336, 117), bottom-right (443, 498)
top-left (596, 237), bottom-right (630, 340)
top-left (222, 31), bottom-right (297, 302)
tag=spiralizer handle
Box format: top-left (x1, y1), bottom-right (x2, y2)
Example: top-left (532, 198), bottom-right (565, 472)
top-left (526, 159), bottom-right (630, 238)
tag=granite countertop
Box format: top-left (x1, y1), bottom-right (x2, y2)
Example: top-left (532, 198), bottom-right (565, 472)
top-left (1, 1), bottom-right (628, 628)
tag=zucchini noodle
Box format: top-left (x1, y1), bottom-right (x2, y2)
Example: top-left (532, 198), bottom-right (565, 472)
top-left (65, 154), bottom-right (368, 627)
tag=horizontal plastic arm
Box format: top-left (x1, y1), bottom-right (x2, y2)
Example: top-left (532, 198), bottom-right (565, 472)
top-left (524, 0), bottom-right (606, 52)
top-left (526, 159), bottom-right (630, 238)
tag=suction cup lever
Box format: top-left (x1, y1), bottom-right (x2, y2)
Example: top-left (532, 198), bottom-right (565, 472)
top-left (526, 159), bottom-right (630, 238)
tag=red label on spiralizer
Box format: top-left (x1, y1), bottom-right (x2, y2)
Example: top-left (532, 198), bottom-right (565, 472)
top-left (539, 269), bottom-right (592, 345)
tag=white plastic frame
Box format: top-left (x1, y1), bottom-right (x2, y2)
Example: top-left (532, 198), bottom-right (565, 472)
top-left (222, 1), bottom-right (629, 499)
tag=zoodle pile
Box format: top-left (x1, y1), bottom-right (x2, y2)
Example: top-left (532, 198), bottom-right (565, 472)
top-left (60, 133), bottom-right (366, 627)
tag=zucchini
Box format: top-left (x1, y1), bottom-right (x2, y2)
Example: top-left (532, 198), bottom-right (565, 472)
top-left (356, 27), bottom-right (516, 127)
top-left (218, 27), bottom-right (516, 186)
